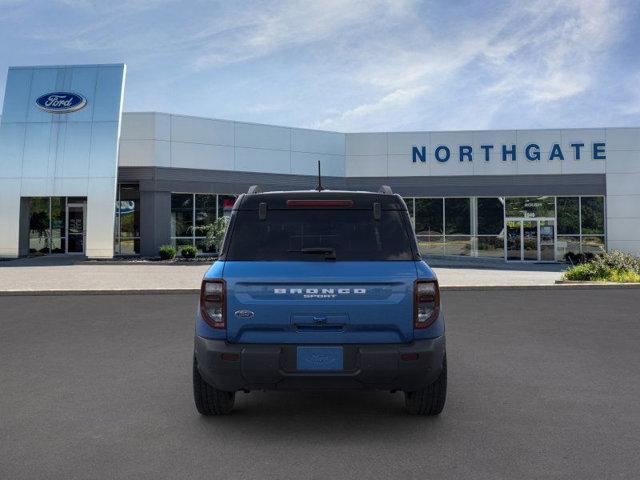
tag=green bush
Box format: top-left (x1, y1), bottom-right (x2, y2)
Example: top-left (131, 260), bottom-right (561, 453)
top-left (192, 216), bottom-right (229, 253)
top-left (159, 245), bottom-right (177, 260)
top-left (180, 245), bottom-right (198, 258)
top-left (563, 250), bottom-right (640, 282)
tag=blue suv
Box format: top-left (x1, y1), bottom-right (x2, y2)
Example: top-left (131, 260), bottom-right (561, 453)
top-left (193, 186), bottom-right (446, 415)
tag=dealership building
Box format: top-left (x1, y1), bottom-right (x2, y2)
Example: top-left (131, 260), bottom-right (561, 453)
top-left (1, 63), bottom-right (639, 261)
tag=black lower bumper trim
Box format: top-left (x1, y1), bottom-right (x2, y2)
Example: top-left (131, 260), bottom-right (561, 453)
top-left (194, 336), bottom-right (445, 392)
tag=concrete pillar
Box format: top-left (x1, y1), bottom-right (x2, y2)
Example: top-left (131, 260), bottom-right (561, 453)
top-left (139, 189), bottom-right (171, 256)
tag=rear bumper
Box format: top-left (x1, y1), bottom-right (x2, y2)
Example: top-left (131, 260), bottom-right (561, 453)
top-left (194, 336), bottom-right (445, 392)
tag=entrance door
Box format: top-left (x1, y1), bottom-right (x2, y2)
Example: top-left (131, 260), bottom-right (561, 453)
top-left (506, 220), bottom-right (522, 261)
top-left (505, 219), bottom-right (555, 262)
top-left (66, 203), bottom-right (86, 254)
top-left (539, 220), bottom-right (555, 261)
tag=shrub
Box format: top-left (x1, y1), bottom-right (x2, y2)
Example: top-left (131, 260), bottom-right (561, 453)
top-left (192, 216), bottom-right (229, 253)
top-left (159, 245), bottom-right (177, 260)
top-left (594, 250), bottom-right (640, 273)
top-left (563, 250), bottom-right (640, 282)
top-left (180, 245), bottom-right (198, 259)
top-left (563, 263), bottom-right (598, 281)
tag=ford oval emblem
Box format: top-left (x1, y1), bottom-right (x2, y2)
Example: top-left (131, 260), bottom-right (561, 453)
top-left (35, 92), bottom-right (87, 114)
top-left (234, 310), bottom-right (254, 318)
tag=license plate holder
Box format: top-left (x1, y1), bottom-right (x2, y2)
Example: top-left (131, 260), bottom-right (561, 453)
top-left (296, 346), bottom-right (343, 371)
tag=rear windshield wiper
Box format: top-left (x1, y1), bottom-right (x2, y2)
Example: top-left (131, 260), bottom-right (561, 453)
top-left (289, 247), bottom-right (337, 260)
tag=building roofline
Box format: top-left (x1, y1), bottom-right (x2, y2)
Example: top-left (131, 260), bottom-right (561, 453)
top-left (123, 111), bottom-right (639, 135)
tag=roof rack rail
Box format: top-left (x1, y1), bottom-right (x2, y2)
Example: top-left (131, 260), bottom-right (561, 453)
top-left (378, 185), bottom-right (393, 195)
top-left (247, 185), bottom-right (262, 194)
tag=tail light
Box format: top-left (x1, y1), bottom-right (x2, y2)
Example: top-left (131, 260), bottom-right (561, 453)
top-left (200, 279), bottom-right (226, 329)
top-left (414, 280), bottom-right (440, 329)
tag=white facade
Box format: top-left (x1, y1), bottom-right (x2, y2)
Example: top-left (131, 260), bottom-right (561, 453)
top-left (0, 64), bottom-right (126, 258)
top-left (118, 113), bottom-right (640, 256)
top-left (118, 112), bottom-right (345, 177)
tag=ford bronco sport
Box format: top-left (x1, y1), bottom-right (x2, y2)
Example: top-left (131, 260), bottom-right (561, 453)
top-left (193, 185), bottom-right (446, 415)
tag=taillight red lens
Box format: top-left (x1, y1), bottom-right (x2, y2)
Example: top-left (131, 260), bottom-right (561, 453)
top-left (414, 280), bottom-right (440, 329)
top-left (200, 279), bottom-right (226, 329)
top-left (286, 199), bottom-right (354, 207)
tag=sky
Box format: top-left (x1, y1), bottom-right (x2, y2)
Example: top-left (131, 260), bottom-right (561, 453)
top-left (0, 0), bottom-right (639, 132)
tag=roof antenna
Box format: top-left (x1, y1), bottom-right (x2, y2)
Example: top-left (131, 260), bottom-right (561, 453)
top-left (316, 160), bottom-right (324, 191)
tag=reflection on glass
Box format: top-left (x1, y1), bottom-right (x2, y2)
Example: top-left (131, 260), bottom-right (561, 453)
top-left (539, 220), bottom-right (555, 261)
top-left (119, 239), bottom-right (139, 255)
top-left (119, 185), bottom-right (140, 239)
top-left (581, 197), bottom-right (605, 234)
top-left (506, 196), bottom-right (554, 218)
top-left (172, 237), bottom-right (193, 249)
top-left (445, 198), bottom-right (470, 235)
top-left (196, 194), bottom-right (216, 227)
top-left (445, 236), bottom-right (471, 256)
top-left (477, 198), bottom-right (504, 235)
top-left (67, 205), bottom-right (85, 253)
top-left (523, 221), bottom-right (538, 260)
top-left (506, 220), bottom-right (522, 260)
top-left (29, 197), bottom-right (50, 253)
top-left (171, 194), bottom-right (193, 237)
top-left (582, 236), bottom-right (606, 254)
top-left (557, 197), bottom-right (579, 234)
top-left (403, 197), bottom-right (414, 220)
top-left (477, 235), bottom-right (504, 258)
top-left (51, 197), bottom-right (66, 239)
top-left (416, 235), bottom-right (444, 255)
top-left (557, 236), bottom-right (581, 259)
top-left (50, 235), bottom-right (65, 254)
top-left (217, 195), bottom-right (237, 219)
top-left (415, 198), bottom-right (443, 235)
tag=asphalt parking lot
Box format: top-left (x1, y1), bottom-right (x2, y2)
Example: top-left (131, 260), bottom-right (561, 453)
top-left (1, 289), bottom-right (639, 480)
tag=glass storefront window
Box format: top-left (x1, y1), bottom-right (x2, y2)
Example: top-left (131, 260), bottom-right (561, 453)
top-left (29, 198), bottom-right (50, 254)
top-left (557, 236), bottom-right (581, 258)
top-left (114, 184), bottom-right (140, 255)
top-left (170, 193), bottom-right (237, 254)
top-left (581, 197), bottom-right (605, 234)
top-left (445, 235), bottom-right (471, 256)
top-left (505, 196), bottom-right (555, 218)
top-left (477, 235), bottom-right (504, 258)
top-left (196, 194), bottom-right (217, 227)
top-left (403, 197), bottom-right (414, 220)
top-left (477, 198), bottom-right (503, 235)
top-left (445, 198), bottom-right (470, 235)
top-left (415, 198), bottom-right (443, 235)
top-left (582, 236), bottom-right (606, 254)
top-left (416, 235), bottom-right (444, 256)
top-left (171, 194), bottom-right (193, 238)
top-left (218, 195), bottom-right (237, 219)
top-left (557, 197), bottom-right (579, 235)
top-left (26, 196), bottom-right (81, 255)
top-left (173, 237), bottom-right (193, 249)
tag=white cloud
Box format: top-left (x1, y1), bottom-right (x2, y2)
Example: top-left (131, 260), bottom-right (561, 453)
top-left (314, 0), bottom-right (625, 130)
top-left (1, 0), bottom-right (631, 131)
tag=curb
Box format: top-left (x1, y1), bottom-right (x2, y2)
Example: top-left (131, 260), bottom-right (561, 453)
top-left (2, 283), bottom-right (640, 296)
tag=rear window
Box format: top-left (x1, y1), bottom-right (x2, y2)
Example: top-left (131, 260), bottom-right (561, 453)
top-left (225, 209), bottom-right (415, 261)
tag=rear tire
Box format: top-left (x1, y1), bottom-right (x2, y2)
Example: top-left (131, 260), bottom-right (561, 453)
top-left (404, 354), bottom-right (447, 416)
top-left (193, 357), bottom-right (235, 415)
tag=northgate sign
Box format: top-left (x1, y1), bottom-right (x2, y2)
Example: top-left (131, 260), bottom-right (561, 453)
top-left (411, 142), bottom-right (606, 163)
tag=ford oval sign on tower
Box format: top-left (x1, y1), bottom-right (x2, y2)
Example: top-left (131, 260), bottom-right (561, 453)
top-left (35, 92), bottom-right (87, 114)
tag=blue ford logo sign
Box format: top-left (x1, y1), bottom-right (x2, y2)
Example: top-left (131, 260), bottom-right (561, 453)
top-left (35, 92), bottom-right (87, 114)
top-left (234, 310), bottom-right (254, 319)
